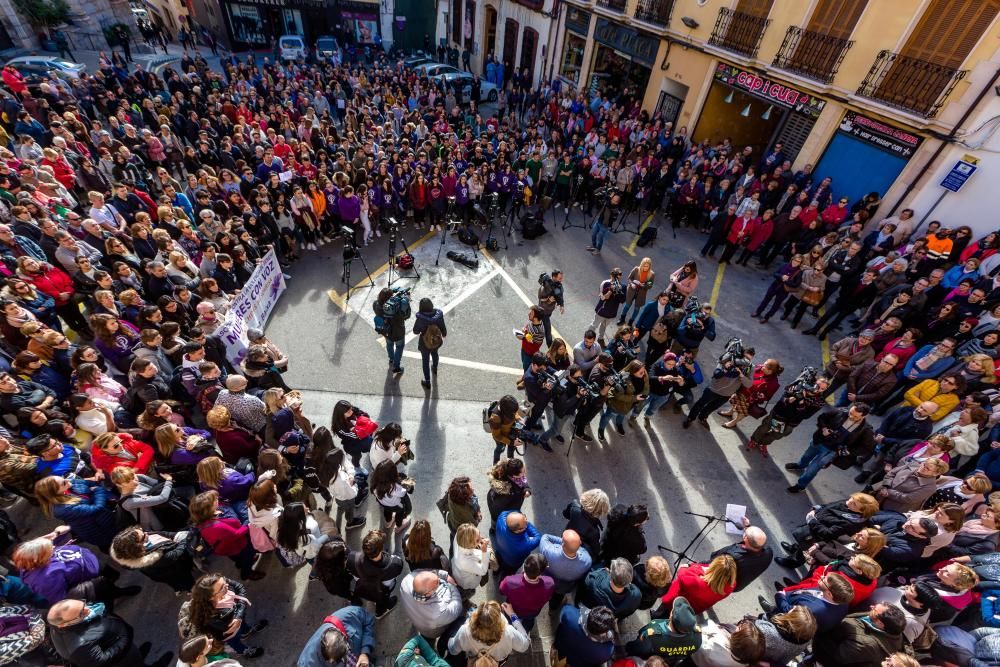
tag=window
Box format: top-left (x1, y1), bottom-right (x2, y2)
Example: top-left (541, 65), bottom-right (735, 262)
top-left (900, 0), bottom-right (999, 68)
top-left (560, 33), bottom-right (586, 84)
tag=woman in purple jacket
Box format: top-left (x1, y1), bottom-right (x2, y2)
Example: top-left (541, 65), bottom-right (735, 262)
top-left (197, 455), bottom-right (257, 523)
top-left (337, 185), bottom-right (363, 244)
top-left (13, 529), bottom-right (140, 606)
top-left (428, 177), bottom-right (445, 232)
top-left (456, 174), bottom-right (471, 224)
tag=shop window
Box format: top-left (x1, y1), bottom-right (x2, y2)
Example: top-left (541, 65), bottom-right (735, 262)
top-left (560, 33), bottom-right (586, 84)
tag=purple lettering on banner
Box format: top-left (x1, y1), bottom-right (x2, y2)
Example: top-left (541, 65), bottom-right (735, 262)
top-left (220, 249), bottom-right (287, 365)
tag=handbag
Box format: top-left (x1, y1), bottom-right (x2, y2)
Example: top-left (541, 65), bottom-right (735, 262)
top-left (649, 320), bottom-right (670, 344)
top-left (353, 414), bottom-right (378, 439)
top-left (801, 289), bottom-right (822, 306)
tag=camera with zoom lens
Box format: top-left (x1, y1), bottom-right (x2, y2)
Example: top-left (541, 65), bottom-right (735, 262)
top-left (607, 370), bottom-right (629, 393)
top-left (719, 337), bottom-right (751, 372)
top-left (786, 366), bottom-right (821, 400)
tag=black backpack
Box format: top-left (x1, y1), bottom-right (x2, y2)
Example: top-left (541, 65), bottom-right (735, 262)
top-left (636, 225), bottom-right (658, 247)
top-left (521, 213), bottom-right (546, 240)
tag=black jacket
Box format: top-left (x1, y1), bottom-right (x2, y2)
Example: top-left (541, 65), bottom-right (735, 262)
top-left (601, 504), bottom-right (647, 565)
top-left (110, 531), bottom-right (197, 592)
top-left (710, 542), bottom-right (773, 592)
top-left (812, 613), bottom-right (904, 667)
top-left (348, 551), bottom-right (404, 602)
top-left (803, 500), bottom-right (867, 543)
top-left (50, 612), bottom-right (143, 667)
top-left (563, 499), bottom-right (603, 560)
top-left (197, 578), bottom-right (248, 641)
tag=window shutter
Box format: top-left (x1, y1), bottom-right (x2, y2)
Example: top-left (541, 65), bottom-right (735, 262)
top-left (901, 0), bottom-right (1000, 67)
top-left (805, 0), bottom-right (867, 40)
top-left (735, 0), bottom-right (773, 18)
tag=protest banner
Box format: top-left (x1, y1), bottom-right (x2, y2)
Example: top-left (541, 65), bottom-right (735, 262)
top-left (216, 248), bottom-right (286, 364)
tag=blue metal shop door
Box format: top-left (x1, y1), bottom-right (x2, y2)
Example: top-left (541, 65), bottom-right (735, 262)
top-left (813, 133), bottom-right (908, 207)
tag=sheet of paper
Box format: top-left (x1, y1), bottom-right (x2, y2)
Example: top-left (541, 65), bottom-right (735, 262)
top-left (725, 504), bottom-right (747, 534)
top-left (279, 170), bottom-right (293, 182)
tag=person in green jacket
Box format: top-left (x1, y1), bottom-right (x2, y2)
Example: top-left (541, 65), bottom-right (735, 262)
top-left (395, 634), bottom-right (449, 667)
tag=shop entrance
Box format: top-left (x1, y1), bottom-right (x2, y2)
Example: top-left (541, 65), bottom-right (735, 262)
top-left (590, 44), bottom-right (651, 100)
top-left (484, 5), bottom-right (497, 60)
top-left (692, 82), bottom-right (783, 159)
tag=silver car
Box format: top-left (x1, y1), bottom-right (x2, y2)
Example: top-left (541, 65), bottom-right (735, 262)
top-left (5, 56), bottom-right (85, 79)
top-left (439, 71), bottom-right (498, 103)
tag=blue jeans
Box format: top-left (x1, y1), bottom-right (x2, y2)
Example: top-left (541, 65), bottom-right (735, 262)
top-left (386, 337), bottom-right (404, 370)
top-left (520, 350), bottom-right (533, 370)
top-left (591, 220), bottom-right (610, 250)
top-left (835, 389), bottom-right (851, 407)
top-left (542, 413), bottom-right (571, 440)
top-left (420, 349), bottom-right (439, 381)
top-left (598, 406), bottom-right (626, 435)
top-left (794, 441), bottom-right (837, 489)
top-left (643, 392), bottom-right (673, 416)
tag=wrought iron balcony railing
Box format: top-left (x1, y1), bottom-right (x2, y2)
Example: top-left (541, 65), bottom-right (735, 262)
top-left (707, 7), bottom-right (770, 59)
top-left (597, 0), bottom-right (627, 13)
top-left (856, 49), bottom-right (967, 118)
top-left (772, 26), bottom-right (852, 84)
top-left (634, 0), bottom-right (673, 27)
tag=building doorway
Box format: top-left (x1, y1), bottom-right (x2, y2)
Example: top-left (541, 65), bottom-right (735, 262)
top-left (484, 5), bottom-right (497, 61)
top-left (519, 27), bottom-right (537, 84)
top-left (502, 17), bottom-right (518, 71)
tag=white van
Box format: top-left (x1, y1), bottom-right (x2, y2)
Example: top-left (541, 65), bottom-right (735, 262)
top-left (278, 35), bottom-right (307, 62)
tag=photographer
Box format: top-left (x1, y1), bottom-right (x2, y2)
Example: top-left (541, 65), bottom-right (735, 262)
top-left (374, 287), bottom-right (411, 375)
top-left (747, 372), bottom-right (830, 458)
top-left (785, 403), bottom-right (872, 493)
top-left (682, 341), bottom-right (754, 430)
top-left (592, 268), bottom-right (626, 344)
top-left (543, 365), bottom-right (588, 444)
top-left (572, 353), bottom-right (615, 443)
top-left (536, 270), bottom-right (565, 347)
top-left (521, 353), bottom-right (554, 452)
top-left (672, 302), bottom-right (717, 357)
top-left (489, 395), bottom-right (526, 465)
top-left (369, 422), bottom-right (413, 470)
top-left (586, 191), bottom-right (621, 256)
top-left (642, 352), bottom-right (688, 418)
top-left (599, 360), bottom-right (648, 439)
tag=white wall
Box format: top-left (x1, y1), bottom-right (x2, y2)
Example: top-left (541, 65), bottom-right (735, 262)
top-left (906, 94), bottom-right (1000, 237)
top-left (470, 0), bottom-right (552, 87)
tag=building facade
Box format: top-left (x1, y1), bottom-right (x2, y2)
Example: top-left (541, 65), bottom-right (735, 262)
top-left (547, 0), bottom-right (1000, 224)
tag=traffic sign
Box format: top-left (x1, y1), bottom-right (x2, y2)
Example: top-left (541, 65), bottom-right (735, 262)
top-left (940, 154), bottom-right (979, 193)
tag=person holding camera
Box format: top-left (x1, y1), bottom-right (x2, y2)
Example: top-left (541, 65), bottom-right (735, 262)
top-left (536, 270), bottom-right (565, 347)
top-left (683, 343), bottom-right (755, 430)
top-left (586, 192), bottom-right (621, 256)
top-left (618, 258), bottom-right (656, 326)
top-left (521, 353), bottom-right (554, 452)
top-left (374, 287), bottom-right (411, 375)
top-left (516, 306), bottom-right (546, 370)
top-left (543, 364), bottom-right (588, 444)
top-left (747, 373), bottom-right (830, 458)
top-left (489, 395), bottom-right (526, 464)
top-left (412, 298), bottom-right (446, 389)
top-left (599, 360), bottom-right (649, 439)
top-left (369, 422), bottom-right (413, 470)
top-left (592, 268), bottom-right (626, 345)
top-left (672, 302), bottom-right (717, 357)
top-left (572, 353), bottom-right (615, 443)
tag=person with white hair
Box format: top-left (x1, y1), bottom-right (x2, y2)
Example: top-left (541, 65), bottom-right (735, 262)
top-left (563, 488), bottom-right (611, 558)
top-left (710, 521), bottom-right (773, 592)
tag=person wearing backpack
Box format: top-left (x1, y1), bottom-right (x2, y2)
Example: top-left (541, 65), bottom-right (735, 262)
top-left (374, 287), bottom-right (411, 375)
top-left (448, 600), bottom-right (529, 666)
top-left (412, 298), bottom-right (446, 389)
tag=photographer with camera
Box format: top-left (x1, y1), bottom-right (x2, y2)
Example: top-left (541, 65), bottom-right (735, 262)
top-left (672, 302), bottom-right (717, 357)
top-left (598, 360), bottom-right (649, 439)
top-left (586, 191), bottom-right (622, 256)
top-left (747, 371), bottom-right (830, 458)
top-left (374, 287), bottom-right (412, 376)
top-left (521, 353), bottom-right (555, 452)
top-left (592, 268), bottom-right (627, 345)
top-left (516, 306), bottom-right (546, 371)
top-left (488, 395), bottom-right (527, 465)
top-left (682, 340), bottom-right (755, 430)
top-left (642, 352), bottom-right (689, 419)
top-left (543, 365), bottom-right (589, 444)
top-left (536, 270), bottom-right (565, 347)
top-left (572, 353), bottom-right (615, 443)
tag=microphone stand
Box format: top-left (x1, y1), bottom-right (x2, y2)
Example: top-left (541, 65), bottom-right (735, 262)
top-left (657, 511), bottom-right (742, 583)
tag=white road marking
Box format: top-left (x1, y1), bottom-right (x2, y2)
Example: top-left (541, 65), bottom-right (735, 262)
top-left (403, 267), bottom-right (501, 345)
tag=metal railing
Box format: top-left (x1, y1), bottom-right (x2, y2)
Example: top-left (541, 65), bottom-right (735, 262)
top-left (634, 0), bottom-right (674, 26)
top-left (856, 49), bottom-right (967, 118)
top-left (772, 26), bottom-right (852, 84)
top-left (597, 0), bottom-right (627, 13)
top-left (707, 7), bottom-right (770, 59)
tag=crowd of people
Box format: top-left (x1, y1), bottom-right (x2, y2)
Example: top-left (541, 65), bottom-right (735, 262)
top-left (0, 29), bottom-right (994, 667)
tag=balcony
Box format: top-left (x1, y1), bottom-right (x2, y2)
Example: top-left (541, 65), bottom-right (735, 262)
top-left (596, 0), bottom-right (627, 12)
top-left (634, 0), bottom-right (673, 27)
top-left (772, 26), bottom-right (852, 84)
top-left (856, 50), bottom-right (967, 118)
top-left (707, 7), bottom-right (771, 59)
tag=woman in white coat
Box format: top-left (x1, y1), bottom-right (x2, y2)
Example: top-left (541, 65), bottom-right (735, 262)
top-left (451, 523), bottom-right (494, 598)
top-left (448, 600), bottom-right (530, 664)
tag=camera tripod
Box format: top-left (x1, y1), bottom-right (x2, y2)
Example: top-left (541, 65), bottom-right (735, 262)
top-left (560, 176), bottom-right (589, 231)
top-left (482, 194), bottom-right (508, 251)
top-left (658, 511), bottom-right (742, 583)
top-left (612, 197), bottom-right (645, 235)
top-left (386, 220), bottom-right (420, 286)
top-left (341, 240), bottom-right (375, 295)
top-left (502, 196), bottom-right (526, 244)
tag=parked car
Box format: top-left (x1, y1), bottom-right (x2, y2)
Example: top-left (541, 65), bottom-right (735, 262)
top-left (315, 35), bottom-right (340, 63)
top-left (440, 71), bottom-right (499, 103)
top-left (413, 62), bottom-right (460, 77)
top-left (278, 35), bottom-right (307, 62)
top-left (5, 56), bottom-right (85, 79)
top-left (403, 52), bottom-right (433, 68)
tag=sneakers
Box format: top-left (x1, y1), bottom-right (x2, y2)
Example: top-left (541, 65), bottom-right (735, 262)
top-left (576, 433), bottom-right (594, 443)
top-left (555, 435), bottom-right (565, 443)
top-left (307, 242), bottom-right (317, 250)
top-left (597, 431), bottom-right (607, 442)
top-left (240, 647), bottom-right (265, 659)
top-left (784, 463), bottom-right (804, 471)
top-left (346, 517), bottom-right (367, 531)
top-left (614, 423), bottom-right (625, 435)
